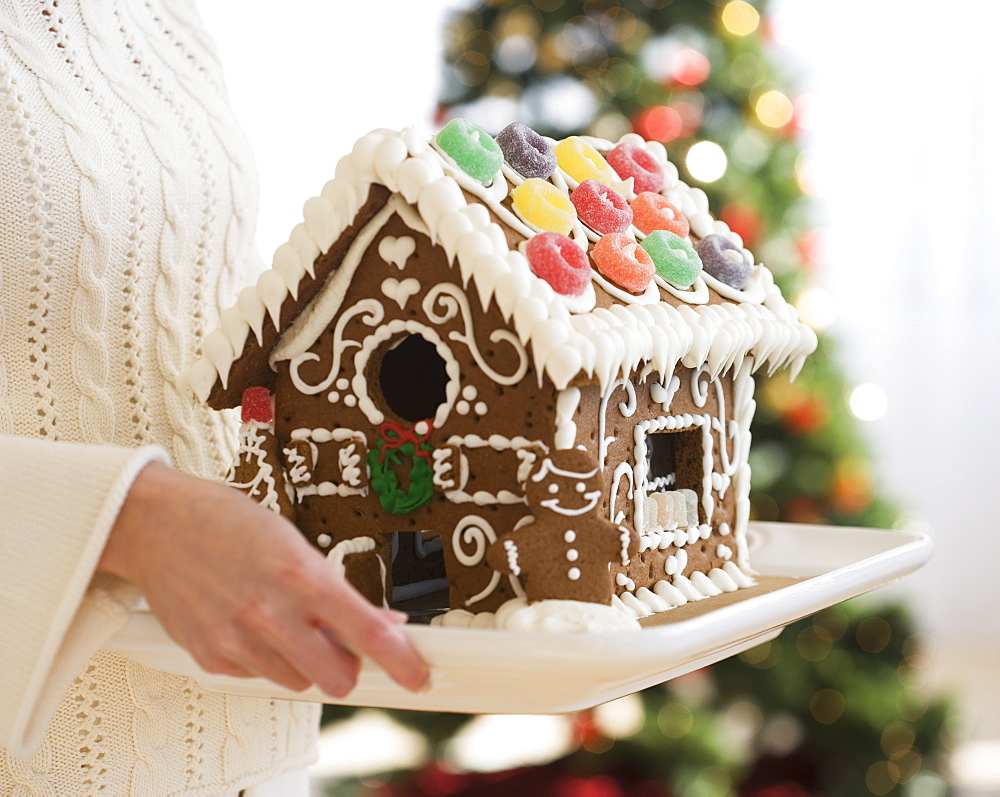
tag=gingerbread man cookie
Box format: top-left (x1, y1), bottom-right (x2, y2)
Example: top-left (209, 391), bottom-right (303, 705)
top-left (489, 449), bottom-right (638, 604)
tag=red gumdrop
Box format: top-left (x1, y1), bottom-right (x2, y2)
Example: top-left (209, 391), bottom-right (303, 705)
top-left (570, 179), bottom-right (633, 234)
top-left (241, 386), bottom-right (273, 424)
top-left (591, 233), bottom-right (655, 295)
top-left (607, 142), bottom-right (665, 194)
top-left (525, 232), bottom-right (591, 297)
top-left (631, 192), bottom-right (690, 237)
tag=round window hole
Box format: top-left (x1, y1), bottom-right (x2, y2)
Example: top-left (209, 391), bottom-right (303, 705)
top-left (379, 334), bottom-right (450, 423)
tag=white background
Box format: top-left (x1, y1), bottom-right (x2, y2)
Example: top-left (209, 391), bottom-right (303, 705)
top-left (198, 0), bottom-right (1000, 786)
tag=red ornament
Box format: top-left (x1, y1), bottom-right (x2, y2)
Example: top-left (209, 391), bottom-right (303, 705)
top-left (720, 201), bottom-right (761, 248)
top-left (633, 105), bottom-right (683, 144)
top-left (240, 387), bottom-right (273, 424)
top-left (673, 48), bottom-right (711, 87)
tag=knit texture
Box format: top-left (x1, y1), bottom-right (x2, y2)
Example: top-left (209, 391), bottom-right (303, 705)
top-left (0, 0), bottom-right (320, 793)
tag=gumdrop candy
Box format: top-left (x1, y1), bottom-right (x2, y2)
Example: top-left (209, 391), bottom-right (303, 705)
top-left (640, 230), bottom-right (702, 287)
top-left (607, 142), bottom-right (665, 194)
top-left (694, 234), bottom-right (752, 289)
top-left (511, 178), bottom-right (578, 234)
top-left (592, 233), bottom-right (655, 294)
top-left (496, 122), bottom-right (557, 179)
top-left (525, 232), bottom-right (591, 296)
top-left (241, 386), bottom-right (273, 424)
top-left (435, 118), bottom-right (503, 185)
top-left (554, 136), bottom-right (627, 191)
top-left (570, 180), bottom-right (633, 234)
top-left (631, 192), bottom-right (690, 237)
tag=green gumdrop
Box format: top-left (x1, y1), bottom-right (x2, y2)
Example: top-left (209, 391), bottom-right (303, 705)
top-left (435, 118), bottom-right (503, 185)
top-left (640, 230), bottom-right (703, 287)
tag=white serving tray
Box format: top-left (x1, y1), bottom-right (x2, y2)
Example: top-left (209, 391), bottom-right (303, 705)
top-left (105, 522), bottom-right (931, 715)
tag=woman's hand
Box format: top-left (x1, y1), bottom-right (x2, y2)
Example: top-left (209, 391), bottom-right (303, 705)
top-left (98, 461), bottom-right (429, 696)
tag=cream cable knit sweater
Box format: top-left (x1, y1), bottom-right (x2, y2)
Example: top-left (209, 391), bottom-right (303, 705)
top-left (0, 0), bottom-right (320, 793)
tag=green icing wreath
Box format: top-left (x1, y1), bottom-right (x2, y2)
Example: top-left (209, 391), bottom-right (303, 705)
top-left (368, 439), bottom-right (435, 515)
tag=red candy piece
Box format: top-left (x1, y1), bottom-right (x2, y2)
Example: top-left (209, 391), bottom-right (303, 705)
top-left (591, 233), bottom-right (655, 295)
top-left (631, 192), bottom-right (690, 238)
top-left (570, 179), bottom-right (633, 234)
top-left (241, 386), bottom-right (273, 424)
top-left (525, 232), bottom-right (591, 297)
top-left (607, 142), bottom-right (665, 194)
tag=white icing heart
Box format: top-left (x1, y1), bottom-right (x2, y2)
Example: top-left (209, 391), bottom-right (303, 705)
top-left (381, 277), bottom-right (421, 309)
top-left (378, 235), bottom-right (416, 269)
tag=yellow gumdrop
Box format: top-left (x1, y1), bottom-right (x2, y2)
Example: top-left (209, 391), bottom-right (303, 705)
top-left (511, 178), bottom-right (577, 234)
top-left (554, 137), bottom-right (628, 192)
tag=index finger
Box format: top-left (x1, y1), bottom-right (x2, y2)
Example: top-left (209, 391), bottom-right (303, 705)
top-left (315, 577), bottom-right (431, 693)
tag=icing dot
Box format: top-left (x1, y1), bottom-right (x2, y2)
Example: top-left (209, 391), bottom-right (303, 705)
top-left (317, 533), bottom-right (332, 548)
top-left (566, 548), bottom-right (579, 561)
top-left (474, 401), bottom-right (488, 416)
top-left (575, 481), bottom-right (586, 493)
top-left (640, 230), bottom-right (702, 287)
top-left (456, 400), bottom-right (470, 415)
top-left (567, 567), bottom-right (581, 581)
top-left (435, 118), bottom-right (503, 185)
top-left (495, 122), bottom-right (557, 179)
top-left (564, 530), bottom-right (576, 543)
top-left (548, 483), bottom-right (559, 494)
top-left (336, 378), bottom-right (350, 390)
top-left (462, 385), bottom-right (478, 400)
top-left (592, 232), bottom-right (655, 294)
top-left (719, 523), bottom-right (731, 536)
top-left (414, 420), bottom-right (430, 435)
top-left (344, 395), bottom-right (358, 408)
top-left (327, 391), bottom-right (340, 403)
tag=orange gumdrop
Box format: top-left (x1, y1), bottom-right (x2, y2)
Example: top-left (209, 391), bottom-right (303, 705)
top-left (591, 233), bottom-right (655, 295)
top-left (631, 192), bottom-right (690, 238)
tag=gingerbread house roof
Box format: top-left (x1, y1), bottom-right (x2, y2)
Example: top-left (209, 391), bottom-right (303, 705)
top-left (182, 126), bottom-right (817, 409)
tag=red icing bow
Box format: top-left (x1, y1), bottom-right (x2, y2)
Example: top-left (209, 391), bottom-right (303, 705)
top-left (376, 420), bottom-right (434, 464)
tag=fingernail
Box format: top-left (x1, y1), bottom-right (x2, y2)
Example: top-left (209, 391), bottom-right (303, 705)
top-left (384, 609), bottom-right (410, 625)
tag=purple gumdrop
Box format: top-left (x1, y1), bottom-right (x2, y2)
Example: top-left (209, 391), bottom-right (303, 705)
top-left (495, 122), bottom-right (557, 179)
top-left (694, 234), bottom-right (753, 289)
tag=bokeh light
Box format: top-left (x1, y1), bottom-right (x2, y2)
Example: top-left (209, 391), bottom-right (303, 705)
top-left (686, 140), bottom-right (727, 182)
top-left (755, 89), bottom-right (795, 128)
top-left (721, 1), bottom-right (761, 36)
top-left (809, 688), bottom-right (846, 724)
top-left (634, 105), bottom-right (683, 142)
top-left (849, 382), bottom-right (889, 422)
top-left (795, 286), bottom-right (837, 331)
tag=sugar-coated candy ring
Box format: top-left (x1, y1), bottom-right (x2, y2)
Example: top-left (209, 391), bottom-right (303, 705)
top-left (435, 118), bottom-right (503, 185)
top-left (525, 232), bottom-right (591, 296)
top-left (554, 136), bottom-right (626, 191)
top-left (631, 192), bottom-right (690, 237)
top-left (570, 180), bottom-right (633, 235)
top-left (592, 233), bottom-right (655, 295)
top-left (511, 178), bottom-right (578, 235)
top-left (496, 122), bottom-right (557, 179)
top-left (694, 234), bottom-right (753, 289)
top-left (607, 142), bottom-right (665, 194)
top-left (640, 230), bottom-right (702, 288)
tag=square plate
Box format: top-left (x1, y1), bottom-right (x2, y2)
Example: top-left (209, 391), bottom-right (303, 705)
top-left (105, 522), bottom-right (932, 714)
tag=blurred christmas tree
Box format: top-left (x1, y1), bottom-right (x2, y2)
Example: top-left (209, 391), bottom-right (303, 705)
top-left (319, 1), bottom-right (954, 795)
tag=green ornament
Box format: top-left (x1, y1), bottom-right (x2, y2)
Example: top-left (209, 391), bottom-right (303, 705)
top-left (367, 438), bottom-right (435, 515)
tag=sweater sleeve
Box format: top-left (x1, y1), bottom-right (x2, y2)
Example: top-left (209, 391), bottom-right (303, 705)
top-left (0, 435), bottom-right (170, 756)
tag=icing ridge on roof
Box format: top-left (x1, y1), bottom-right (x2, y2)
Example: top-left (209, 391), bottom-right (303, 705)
top-left (182, 125), bottom-right (817, 404)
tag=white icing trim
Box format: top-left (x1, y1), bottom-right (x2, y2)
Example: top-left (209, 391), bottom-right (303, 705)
top-left (184, 128), bottom-right (817, 402)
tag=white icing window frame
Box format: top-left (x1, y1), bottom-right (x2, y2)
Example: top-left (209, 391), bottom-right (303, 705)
top-left (287, 427), bottom-right (369, 499)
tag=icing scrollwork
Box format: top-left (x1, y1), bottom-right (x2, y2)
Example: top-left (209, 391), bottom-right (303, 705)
top-left (452, 514), bottom-right (504, 607)
top-left (422, 282), bottom-right (529, 386)
top-left (288, 298), bottom-right (385, 395)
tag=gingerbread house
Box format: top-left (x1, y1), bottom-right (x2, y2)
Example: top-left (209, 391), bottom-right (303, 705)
top-left (183, 122), bottom-right (816, 624)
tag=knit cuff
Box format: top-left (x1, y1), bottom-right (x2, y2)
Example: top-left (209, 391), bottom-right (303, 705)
top-left (0, 437), bottom-right (169, 756)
